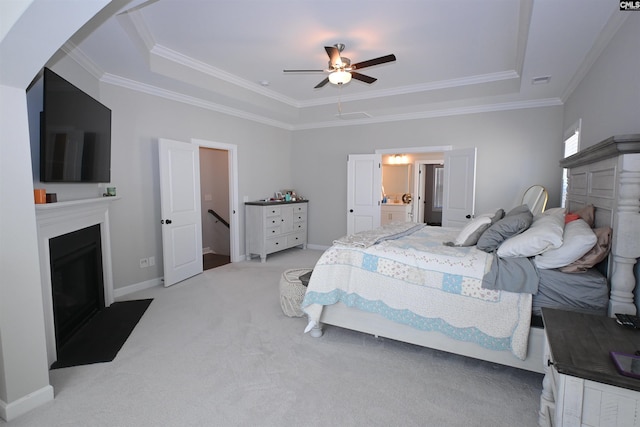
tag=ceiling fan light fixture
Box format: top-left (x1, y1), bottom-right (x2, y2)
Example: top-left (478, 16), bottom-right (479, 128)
top-left (329, 70), bottom-right (352, 85)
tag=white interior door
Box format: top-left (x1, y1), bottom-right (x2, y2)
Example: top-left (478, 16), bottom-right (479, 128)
top-left (347, 154), bottom-right (382, 235)
top-left (442, 147), bottom-right (477, 227)
top-left (159, 138), bottom-right (203, 286)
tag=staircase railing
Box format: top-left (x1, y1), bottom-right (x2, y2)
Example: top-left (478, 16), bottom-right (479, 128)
top-left (207, 209), bottom-right (230, 228)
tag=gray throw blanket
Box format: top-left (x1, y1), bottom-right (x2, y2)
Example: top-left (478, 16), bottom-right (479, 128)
top-left (482, 256), bottom-right (539, 294)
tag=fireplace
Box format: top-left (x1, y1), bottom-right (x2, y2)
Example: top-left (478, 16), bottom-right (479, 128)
top-left (35, 196), bottom-right (117, 365)
top-left (49, 224), bottom-right (105, 350)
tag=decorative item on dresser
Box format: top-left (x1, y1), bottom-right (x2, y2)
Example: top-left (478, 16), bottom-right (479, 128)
top-left (245, 200), bottom-right (308, 262)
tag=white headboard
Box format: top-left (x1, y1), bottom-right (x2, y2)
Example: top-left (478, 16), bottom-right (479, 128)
top-left (560, 134), bottom-right (640, 316)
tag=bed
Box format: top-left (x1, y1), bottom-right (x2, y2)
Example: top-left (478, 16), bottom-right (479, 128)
top-left (301, 134), bottom-right (640, 377)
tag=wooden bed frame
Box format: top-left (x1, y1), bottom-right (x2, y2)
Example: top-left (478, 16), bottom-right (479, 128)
top-left (310, 134), bottom-right (640, 376)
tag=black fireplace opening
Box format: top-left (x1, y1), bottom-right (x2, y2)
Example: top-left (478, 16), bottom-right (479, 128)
top-left (49, 224), bottom-right (105, 351)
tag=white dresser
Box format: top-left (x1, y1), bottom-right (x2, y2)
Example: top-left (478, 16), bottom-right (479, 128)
top-left (245, 200), bottom-right (308, 262)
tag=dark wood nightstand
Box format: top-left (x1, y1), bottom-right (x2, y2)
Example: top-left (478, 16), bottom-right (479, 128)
top-left (539, 307), bottom-right (640, 426)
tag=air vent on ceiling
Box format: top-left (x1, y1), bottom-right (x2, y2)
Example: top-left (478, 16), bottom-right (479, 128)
top-left (531, 76), bottom-right (551, 85)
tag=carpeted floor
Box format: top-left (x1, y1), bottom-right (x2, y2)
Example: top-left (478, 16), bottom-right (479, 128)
top-left (4, 248), bottom-right (543, 426)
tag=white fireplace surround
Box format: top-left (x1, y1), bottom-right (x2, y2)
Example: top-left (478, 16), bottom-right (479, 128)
top-left (35, 197), bottom-right (119, 366)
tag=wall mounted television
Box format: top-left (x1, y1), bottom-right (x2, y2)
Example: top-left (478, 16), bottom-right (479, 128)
top-left (40, 68), bottom-right (111, 183)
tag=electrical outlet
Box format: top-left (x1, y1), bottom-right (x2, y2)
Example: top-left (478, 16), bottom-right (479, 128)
top-left (148, 256), bottom-right (155, 266)
top-left (139, 258), bottom-right (149, 268)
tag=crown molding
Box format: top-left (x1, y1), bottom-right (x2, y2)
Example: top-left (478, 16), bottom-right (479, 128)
top-left (100, 73), bottom-right (294, 130)
top-left (561, 12), bottom-right (628, 103)
top-left (292, 98), bottom-right (562, 130)
top-left (60, 41), bottom-right (104, 80)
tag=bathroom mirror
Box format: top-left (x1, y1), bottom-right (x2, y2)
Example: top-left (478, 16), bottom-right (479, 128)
top-left (382, 164), bottom-right (412, 200)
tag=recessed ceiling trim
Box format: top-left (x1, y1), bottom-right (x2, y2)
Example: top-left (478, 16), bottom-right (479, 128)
top-left (293, 98), bottom-right (563, 130)
top-left (59, 41), bottom-right (104, 80)
top-left (560, 12), bottom-right (628, 102)
top-left (101, 73), bottom-right (294, 131)
top-left (298, 70), bottom-right (521, 108)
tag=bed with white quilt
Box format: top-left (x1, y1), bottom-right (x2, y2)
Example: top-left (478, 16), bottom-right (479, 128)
top-left (302, 135), bottom-right (640, 375)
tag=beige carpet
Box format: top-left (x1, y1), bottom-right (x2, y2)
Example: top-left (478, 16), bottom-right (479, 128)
top-left (4, 248), bottom-right (543, 426)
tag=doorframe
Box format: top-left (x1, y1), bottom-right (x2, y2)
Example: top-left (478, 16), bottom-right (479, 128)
top-left (376, 146), bottom-right (451, 224)
top-left (192, 138), bottom-right (241, 263)
top-left (414, 160), bottom-right (444, 224)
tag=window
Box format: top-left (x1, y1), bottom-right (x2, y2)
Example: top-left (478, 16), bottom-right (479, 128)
top-left (433, 165), bottom-right (444, 210)
top-left (562, 119), bottom-right (581, 207)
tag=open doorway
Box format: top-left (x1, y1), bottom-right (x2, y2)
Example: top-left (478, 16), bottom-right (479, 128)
top-left (200, 147), bottom-right (230, 270)
top-left (194, 138), bottom-right (241, 269)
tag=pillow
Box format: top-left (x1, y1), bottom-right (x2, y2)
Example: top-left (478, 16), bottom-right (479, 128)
top-left (560, 226), bottom-right (612, 273)
top-left (505, 204), bottom-right (531, 217)
top-left (534, 219), bottom-right (597, 269)
top-left (476, 210), bottom-right (533, 253)
top-left (477, 209), bottom-right (505, 224)
top-left (573, 205), bottom-right (595, 227)
top-left (564, 213), bottom-right (580, 224)
top-left (445, 216), bottom-right (492, 247)
top-left (497, 208), bottom-right (565, 258)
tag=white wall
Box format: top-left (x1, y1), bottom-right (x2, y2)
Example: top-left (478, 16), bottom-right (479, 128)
top-left (563, 15), bottom-right (640, 148)
top-left (99, 83), bottom-right (293, 290)
top-left (291, 106), bottom-right (565, 246)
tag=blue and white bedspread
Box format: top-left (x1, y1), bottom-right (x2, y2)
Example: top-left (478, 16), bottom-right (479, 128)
top-left (302, 226), bottom-right (532, 360)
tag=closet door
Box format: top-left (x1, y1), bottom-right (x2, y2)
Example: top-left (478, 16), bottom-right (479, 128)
top-left (347, 154), bottom-right (382, 235)
top-left (442, 147), bottom-right (476, 227)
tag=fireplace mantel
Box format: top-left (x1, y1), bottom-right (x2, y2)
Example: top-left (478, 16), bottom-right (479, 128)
top-left (35, 196), bottom-right (119, 366)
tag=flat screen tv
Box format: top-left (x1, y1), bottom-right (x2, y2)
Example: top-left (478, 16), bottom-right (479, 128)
top-left (40, 68), bottom-right (111, 182)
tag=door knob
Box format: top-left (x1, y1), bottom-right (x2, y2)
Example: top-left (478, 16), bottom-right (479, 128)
top-left (349, 209), bottom-right (354, 213)
top-left (162, 219), bottom-right (172, 224)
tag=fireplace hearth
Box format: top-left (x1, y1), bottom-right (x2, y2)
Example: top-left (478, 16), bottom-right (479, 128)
top-left (35, 196), bottom-right (118, 366)
top-left (49, 224), bottom-right (105, 351)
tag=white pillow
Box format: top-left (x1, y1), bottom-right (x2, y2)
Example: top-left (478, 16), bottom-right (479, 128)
top-left (534, 219), bottom-right (597, 269)
top-left (496, 208), bottom-right (565, 258)
top-left (453, 216), bottom-right (492, 246)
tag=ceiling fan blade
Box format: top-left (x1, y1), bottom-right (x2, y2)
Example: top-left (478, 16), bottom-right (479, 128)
top-left (325, 46), bottom-right (341, 67)
top-left (352, 54), bottom-right (396, 70)
top-left (283, 69), bottom-right (325, 73)
top-left (351, 72), bottom-right (377, 84)
top-left (314, 77), bottom-right (330, 88)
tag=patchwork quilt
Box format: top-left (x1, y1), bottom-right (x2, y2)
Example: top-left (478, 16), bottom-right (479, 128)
top-left (302, 226), bottom-right (532, 360)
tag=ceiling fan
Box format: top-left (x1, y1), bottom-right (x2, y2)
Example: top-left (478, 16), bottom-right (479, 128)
top-left (283, 43), bottom-right (396, 89)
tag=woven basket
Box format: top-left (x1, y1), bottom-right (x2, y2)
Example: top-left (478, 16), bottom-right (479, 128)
top-left (279, 268), bottom-right (312, 317)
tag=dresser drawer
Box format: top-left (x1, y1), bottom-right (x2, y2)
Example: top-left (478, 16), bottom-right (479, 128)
top-left (266, 236), bottom-right (286, 252)
top-left (265, 206), bottom-right (282, 217)
top-left (292, 204), bottom-right (307, 214)
top-left (265, 215), bottom-right (283, 227)
top-left (266, 226), bottom-right (281, 237)
top-left (287, 232), bottom-right (306, 247)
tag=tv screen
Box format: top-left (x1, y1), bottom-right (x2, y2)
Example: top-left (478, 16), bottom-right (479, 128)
top-left (41, 68), bottom-right (111, 182)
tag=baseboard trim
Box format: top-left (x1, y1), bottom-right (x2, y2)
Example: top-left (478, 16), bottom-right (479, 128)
top-left (0, 385), bottom-right (54, 421)
top-left (307, 243), bottom-right (330, 251)
top-left (113, 277), bottom-right (163, 299)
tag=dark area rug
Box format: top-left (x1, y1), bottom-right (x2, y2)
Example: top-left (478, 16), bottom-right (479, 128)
top-left (51, 299), bottom-right (152, 369)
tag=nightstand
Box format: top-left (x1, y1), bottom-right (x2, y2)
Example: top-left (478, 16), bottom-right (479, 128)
top-left (539, 307), bottom-right (640, 426)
